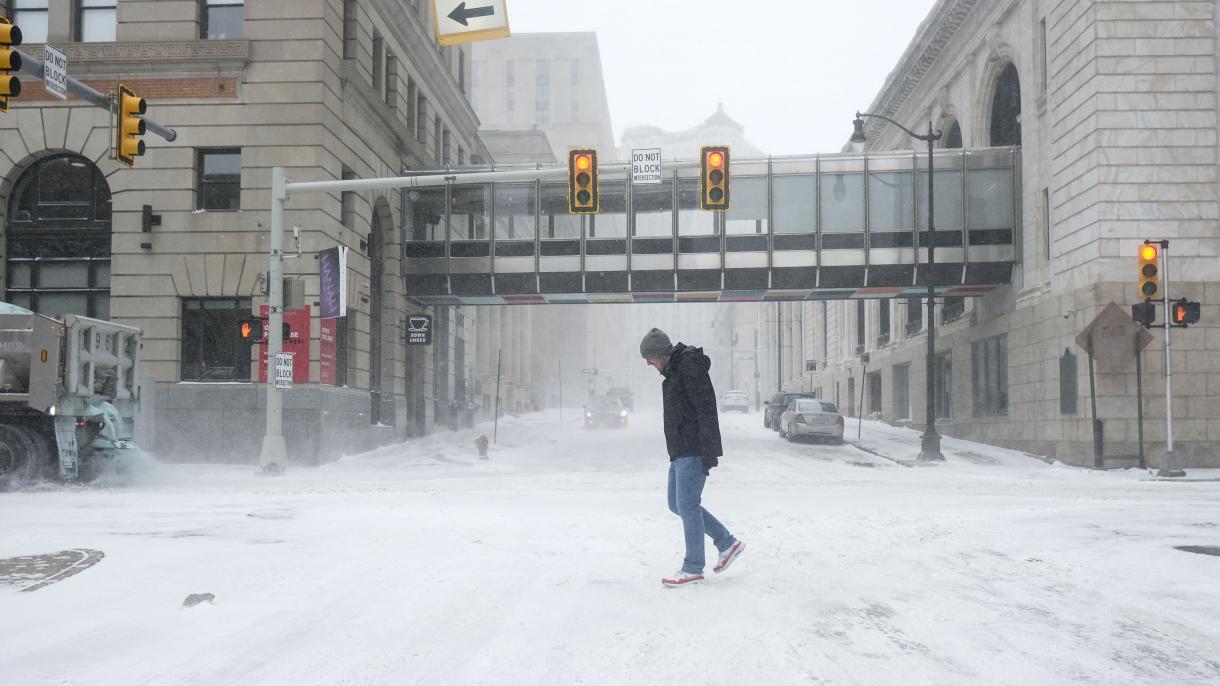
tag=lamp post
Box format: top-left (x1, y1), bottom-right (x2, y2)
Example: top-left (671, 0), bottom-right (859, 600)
top-left (851, 111), bottom-right (945, 462)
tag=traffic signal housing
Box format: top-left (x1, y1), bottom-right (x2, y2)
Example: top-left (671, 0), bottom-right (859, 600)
top-left (1131, 301), bottom-right (1155, 329)
top-left (700, 145), bottom-right (730, 211)
top-left (1171, 300), bottom-right (1200, 327)
top-left (568, 148), bottom-right (599, 214)
top-left (1138, 243), bottom-right (1161, 300)
top-left (0, 18), bottom-right (21, 113)
top-left (116, 83), bottom-right (146, 168)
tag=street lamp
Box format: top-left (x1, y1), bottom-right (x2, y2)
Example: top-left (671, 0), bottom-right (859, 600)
top-left (851, 111), bottom-right (945, 463)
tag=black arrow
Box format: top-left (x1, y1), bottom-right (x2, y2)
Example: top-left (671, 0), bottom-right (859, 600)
top-left (448, 1), bottom-right (495, 26)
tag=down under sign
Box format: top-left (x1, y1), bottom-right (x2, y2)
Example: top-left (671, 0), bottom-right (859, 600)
top-left (434, 0), bottom-right (511, 47)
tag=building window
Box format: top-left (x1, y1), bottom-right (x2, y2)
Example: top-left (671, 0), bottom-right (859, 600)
top-left (201, 0), bottom-right (244, 40)
top-left (197, 149), bottom-right (241, 211)
top-left (990, 63), bottom-right (1022, 146)
top-left (458, 147), bottom-right (465, 165)
top-left (341, 167), bottom-right (356, 229)
top-left (181, 298), bottom-right (252, 382)
top-left (11, 0), bottom-right (49, 44)
top-left (906, 297), bottom-right (923, 335)
top-left (1038, 18), bottom-right (1048, 97)
top-left (77, 0), bottom-right (116, 42)
top-left (877, 300), bottom-right (891, 347)
top-left (867, 372), bottom-right (882, 415)
top-left (942, 297), bottom-right (965, 324)
top-left (372, 32), bottom-right (384, 94)
top-left (406, 78), bottom-right (416, 128)
top-left (972, 335), bottom-right (1008, 417)
top-left (935, 352), bottom-right (952, 419)
top-left (1059, 348), bottom-right (1078, 415)
top-left (535, 59), bottom-right (551, 125)
top-left (385, 51), bottom-right (398, 108)
top-left (856, 299), bottom-right (865, 354)
top-left (342, 0), bottom-right (357, 59)
top-left (458, 48), bottom-right (466, 93)
top-left (944, 120), bottom-right (962, 149)
top-left (893, 363), bottom-right (911, 420)
top-left (1042, 187), bottom-right (1051, 260)
top-left (6, 154), bottom-right (112, 319)
top-left (416, 96), bottom-right (427, 142)
top-left (434, 116), bottom-right (442, 165)
top-left (442, 129), bottom-right (452, 166)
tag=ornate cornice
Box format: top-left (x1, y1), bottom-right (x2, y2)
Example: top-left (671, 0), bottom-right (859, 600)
top-left (858, 0), bottom-right (979, 147)
top-left (41, 40), bottom-right (250, 76)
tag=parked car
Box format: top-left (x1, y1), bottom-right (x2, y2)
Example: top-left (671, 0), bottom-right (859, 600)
top-left (606, 386), bottom-right (634, 412)
top-left (721, 390), bottom-right (750, 413)
top-left (778, 398), bottom-right (845, 444)
top-left (584, 397), bottom-right (629, 429)
top-left (763, 392), bottom-right (817, 430)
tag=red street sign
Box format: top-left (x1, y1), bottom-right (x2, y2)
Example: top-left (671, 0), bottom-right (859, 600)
top-left (257, 305), bottom-right (311, 383)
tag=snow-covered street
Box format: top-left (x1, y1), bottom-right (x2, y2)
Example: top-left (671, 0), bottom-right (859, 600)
top-left (3, 409), bottom-right (1220, 686)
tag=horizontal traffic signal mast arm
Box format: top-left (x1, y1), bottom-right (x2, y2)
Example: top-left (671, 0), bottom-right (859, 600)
top-left (11, 48), bottom-right (176, 141)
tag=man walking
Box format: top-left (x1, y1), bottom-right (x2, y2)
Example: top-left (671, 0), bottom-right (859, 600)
top-left (640, 327), bottom-right (745, 587)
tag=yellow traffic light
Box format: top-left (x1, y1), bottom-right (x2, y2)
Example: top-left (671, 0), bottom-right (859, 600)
top-left (700, 145), bottom-right (730, 210)
top-left (0, 18), bottom-right (21, 113)
top-left (568, 148), bottom-right (599, 214)
top-left (1138, 243), bottom-right (1160, 300)
top-left (115, 83), bottom-right (146, 168)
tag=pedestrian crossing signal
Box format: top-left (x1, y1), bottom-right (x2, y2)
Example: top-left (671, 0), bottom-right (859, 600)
top-left (700, 145), bottom-right (730, 211)
top-left (1171, 300), bottom-right (1200, 326)
top-left (568, 148), bottom-right (599, 214)
top-left (1138, 243), bottom-right (1160, 300)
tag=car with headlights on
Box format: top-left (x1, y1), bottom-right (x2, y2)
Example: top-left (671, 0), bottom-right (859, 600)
top-left (584, 397), bottom-right (629, 429)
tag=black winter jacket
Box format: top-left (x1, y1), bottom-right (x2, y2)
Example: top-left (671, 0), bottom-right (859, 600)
top-left (660, 343), bottom-right (722, 473)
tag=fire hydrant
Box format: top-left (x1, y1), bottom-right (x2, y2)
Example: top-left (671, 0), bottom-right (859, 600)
top-left (475, 434), bottom-right (489, 460)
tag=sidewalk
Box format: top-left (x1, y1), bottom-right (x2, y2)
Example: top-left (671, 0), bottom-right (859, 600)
top-left (844, 418), bottom-right (1053, 469)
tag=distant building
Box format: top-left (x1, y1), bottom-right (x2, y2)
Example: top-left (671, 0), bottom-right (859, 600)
top-left (620, 103), bottom-right (767, 160)
top-left (479, 130), bottom-right (558, 166)
top-left (471, 32), bottom-right (617, 159)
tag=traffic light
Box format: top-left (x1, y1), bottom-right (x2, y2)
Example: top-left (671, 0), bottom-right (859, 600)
top-left (700, 145), bottom-right (730, 211)
top-left (568, 148), bottom-right (599, 214)
top-left (1131, 301), bottom-right (1155, 329)
top-left (115, 83), bottom-right (146, 168)
top-left (1171, 300), bottom-right (1200, 327)
top-left (0, 18), bottom-right (21, 113)
top-left (1138, 243), bottom-right (1161, 300)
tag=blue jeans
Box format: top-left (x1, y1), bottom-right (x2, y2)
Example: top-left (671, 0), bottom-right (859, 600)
top-left (668, 456), bottom-right (735, 574)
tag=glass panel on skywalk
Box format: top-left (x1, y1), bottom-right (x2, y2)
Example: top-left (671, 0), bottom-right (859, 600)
top-left (725, 177), bottom-right (767, 235)
top-left (820, 172), bottom-right (864, 233)
top-left (868, 171), bottom-right (915, 231)
top-left (677, 178), bottom-right (715, 236)
top-left (589, 181), bottom-right (626, 238)
top-left (494, 183), bottom-right (537, 240)
top-left (966, 168), bottom-right (1014, 229)
top-left (916, 170), bottom-right (965, 230)
top-left (407, 187), bottom-right (446, 241)
top-left (632, 179), bottom-right (673, 237)
top-left (772, 174), bottom-right (816, 234)
top-left (540, 183), bottom-right (580, 239)
top-left (450, 185), bottom-right (490, 240)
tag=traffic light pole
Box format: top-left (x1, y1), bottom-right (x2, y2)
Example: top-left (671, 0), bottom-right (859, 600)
top-left (14, 48), bottom-right (177, 141)
top-left (1157, 241), bottom-right (1184, 477)
top-left (258, 167), bottom-right (289, 474)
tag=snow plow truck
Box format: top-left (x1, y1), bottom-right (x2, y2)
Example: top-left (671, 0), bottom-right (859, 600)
top-left (0, 302), bottom-right (141, 488)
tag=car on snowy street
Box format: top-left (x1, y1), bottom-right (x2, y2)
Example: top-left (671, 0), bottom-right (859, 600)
top-left (721, 390), bottom-right (750, 413)
top-left (584, 397), bottom-right (629, 429)
top-left (778, 398), bottom-right (845, 444)
top-left (763, 392), bottom-right (817, 430)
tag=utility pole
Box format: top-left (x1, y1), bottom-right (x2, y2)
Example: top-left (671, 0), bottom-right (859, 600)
top-left (775, 302), bottom-right (783, 393)
top-left (257, 167), bottom-right (288, 474)
top-left (1155, 241), bottom-right (1184, 477)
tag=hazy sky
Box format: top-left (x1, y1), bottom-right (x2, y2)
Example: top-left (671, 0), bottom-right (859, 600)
top-left (507, 0), bottom-right (941, 156)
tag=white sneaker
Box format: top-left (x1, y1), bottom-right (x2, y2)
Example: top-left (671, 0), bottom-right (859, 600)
top-left (661, 570), bottom-right (704, 587)
top-left (713, 540), bottom-right (745, 574)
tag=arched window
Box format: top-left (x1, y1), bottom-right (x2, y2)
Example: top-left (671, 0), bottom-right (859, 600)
top-left (990, 63), bottom-right (1022, 146)
top-left (6, 155), bottom-right (112, 318)
top-left (943, 120), bottom-right (963, 149)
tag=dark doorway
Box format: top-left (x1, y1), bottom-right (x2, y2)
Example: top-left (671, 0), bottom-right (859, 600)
top-left (990, 63), bottom-right (1022, 147)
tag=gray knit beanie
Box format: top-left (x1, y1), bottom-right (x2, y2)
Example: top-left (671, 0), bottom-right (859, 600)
top-left (639, 328), bottom-right (674, 359)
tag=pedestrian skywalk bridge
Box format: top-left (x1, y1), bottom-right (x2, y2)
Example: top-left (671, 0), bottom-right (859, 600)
top-left (402, 147), bottom-right (1019, 306)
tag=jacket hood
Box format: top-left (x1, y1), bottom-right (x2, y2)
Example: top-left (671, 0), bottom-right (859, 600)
top-left (663, 342), bottom-right (712, 376)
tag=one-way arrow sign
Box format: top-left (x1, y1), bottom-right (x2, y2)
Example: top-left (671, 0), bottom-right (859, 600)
top-left (447, 2), bottom-right (494, 26)
top-left (434, 0), bottom-right (510, 46)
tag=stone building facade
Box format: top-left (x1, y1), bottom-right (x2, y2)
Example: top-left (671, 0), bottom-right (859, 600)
top-left (0, 0), bottom-right (497, 463)
top-left (793, 0), bottom-right (1220, 468)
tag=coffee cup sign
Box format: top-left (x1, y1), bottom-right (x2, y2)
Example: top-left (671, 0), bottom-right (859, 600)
top-left (407, 315), bottom-right (433, 346)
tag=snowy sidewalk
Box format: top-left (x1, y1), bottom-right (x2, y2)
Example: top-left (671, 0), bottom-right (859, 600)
top-left (843, 418), bottom-right (1049, 469)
